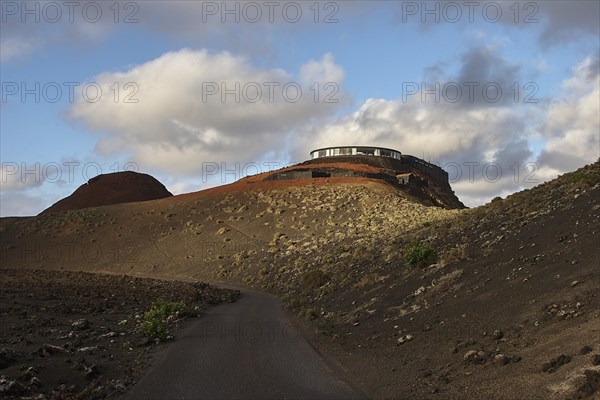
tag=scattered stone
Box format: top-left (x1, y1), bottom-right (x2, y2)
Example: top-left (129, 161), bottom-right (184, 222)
top-left (580, 346), bottom-right (593, 355)
top-left (494, 354), bottom-right (510, 366)
top-left (492, 329), bottom-right (504, 340)
top-left (464, 350), bottom-right (478, 362)
top-left (77, 346), bottom-right (99, 353)
top-left (29, 376), bottom-right (42, 387)
top-left (542, 354), bottom-right (572, 373)
top-left (571, 280), bottom-right (580, 287)
top-left (0, 376), bottom-right (28, 395)
top-left (414, 286), bottom-right (427, 295)
top-left (71, 319), bottom-right (90, 330)
top-left (18, 366), bottom-right (37, 381)
top-left (574, 369), bottom-right (600, 398)
top-left (592, 354), bottom-right (600, 366)
top-left (42, 343), bottom-right (67, 355)
top-left (463, 350), bottom-right (491, 365)
top-left (397, 334), bottom-right (414, 345)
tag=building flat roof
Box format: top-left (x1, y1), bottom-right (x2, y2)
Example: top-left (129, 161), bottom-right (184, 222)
top-left (309, 146), bottom-right (402, 155)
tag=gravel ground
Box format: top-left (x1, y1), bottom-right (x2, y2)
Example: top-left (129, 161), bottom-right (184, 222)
top-left (0, 269), bottom-right (239, 399)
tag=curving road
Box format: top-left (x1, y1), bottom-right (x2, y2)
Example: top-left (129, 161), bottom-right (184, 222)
top-left (125, 290), bottom-right (364, 400)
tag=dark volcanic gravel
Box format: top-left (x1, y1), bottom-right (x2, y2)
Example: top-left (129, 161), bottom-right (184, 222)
top-left (0, 269), bottom-right (239, 399)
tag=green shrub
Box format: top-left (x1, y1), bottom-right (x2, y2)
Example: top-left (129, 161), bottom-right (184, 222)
top-left (404, 241), bottom-right (438, 268)
top-left (142, 299), bottom-right (187, 341)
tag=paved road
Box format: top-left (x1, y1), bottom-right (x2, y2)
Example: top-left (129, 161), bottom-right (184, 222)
top-left (126, 290), bottom-right (364, 400)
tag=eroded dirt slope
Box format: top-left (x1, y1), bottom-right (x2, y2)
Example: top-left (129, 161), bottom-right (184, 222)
top-left (1, 160), bottom-right (598, 399)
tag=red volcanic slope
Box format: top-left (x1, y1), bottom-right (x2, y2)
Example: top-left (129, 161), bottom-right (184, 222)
top-left (41, 171), bottom-right (173, 214)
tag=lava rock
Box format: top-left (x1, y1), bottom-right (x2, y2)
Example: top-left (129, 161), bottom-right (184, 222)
top-left (542, 354), bottom-right (572, 373)
top-left (72, 319), bottom-right (90, 330)
top-left (494, 354), bottom-right (510, 366)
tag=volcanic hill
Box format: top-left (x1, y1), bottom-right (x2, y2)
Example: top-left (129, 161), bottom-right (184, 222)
top-left (40, 171), bottom-right (173, 215)
top-left (1, 157), bottom-right (599, 399)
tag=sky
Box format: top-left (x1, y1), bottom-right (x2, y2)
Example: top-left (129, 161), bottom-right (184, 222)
top-left (1, 0), bottom-right (599, 216)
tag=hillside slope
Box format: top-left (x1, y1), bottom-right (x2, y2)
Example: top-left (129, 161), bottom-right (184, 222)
top-left (1, 160), bottom-right (598, 399)
top-left (290, 160), bottom-right (600, 399)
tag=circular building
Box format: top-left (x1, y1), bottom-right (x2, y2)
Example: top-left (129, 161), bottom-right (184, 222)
top-left (310, 146), bottom-right (402, 160)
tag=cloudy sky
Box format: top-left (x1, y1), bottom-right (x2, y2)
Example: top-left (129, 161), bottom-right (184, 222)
top-left (1, 0), bottom-right (599, 215)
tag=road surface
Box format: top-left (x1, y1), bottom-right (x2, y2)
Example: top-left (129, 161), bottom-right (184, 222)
top-left (125, 289), bottom-right (364, 400)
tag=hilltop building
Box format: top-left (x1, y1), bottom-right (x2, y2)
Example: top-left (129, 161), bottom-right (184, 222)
top-left (308, 145), bottom-right (448, 184)
top-left (310, 146), bottom-right (402, 160)
top-left (263, 145), bottom-right (463, 208)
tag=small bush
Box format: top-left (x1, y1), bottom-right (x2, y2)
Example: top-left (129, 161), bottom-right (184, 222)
top-left (334, 245), bottom-right (347, 254)
top-left (142, 299), bottom-right (187, 341)
top-left (302, 270), bottom-right (330, 290)
top-left (441, 245), bottom-right (468, 265)
top-left (569, 170), bottom-right (600, 187)
top-left (404, 241), bottom-right (438, 268)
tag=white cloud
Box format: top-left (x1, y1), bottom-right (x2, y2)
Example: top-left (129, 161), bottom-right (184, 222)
top-left (536, 54), bottom-right (600, 174)
top-left (0, 192), bottom-right (48, 217)
top-left (0, 37), bottom-right (36, 63)
top-left (291, 95), bottom-right (537, 207)
top-left (292, 50), bottom-right (599, 207)
top-left (67, 49), bottom-right (348, 175)
top-left (1, 163), bottom-right (47, 190)
top-left (300, 53), bottom-right (345, 84)
top-left (69, 46), bottom-right (599, 208)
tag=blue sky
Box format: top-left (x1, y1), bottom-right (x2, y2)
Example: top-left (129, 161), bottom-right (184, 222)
top-left (1, 0), bottom-right (599, 215)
